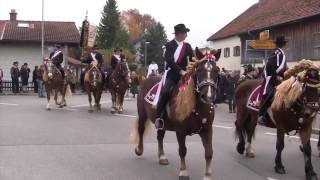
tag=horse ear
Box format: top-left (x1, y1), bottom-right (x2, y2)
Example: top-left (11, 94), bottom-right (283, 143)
top-left (211, 49), bottom-right (221, 62)
top-left (195, 47), bottom-right (205, 60)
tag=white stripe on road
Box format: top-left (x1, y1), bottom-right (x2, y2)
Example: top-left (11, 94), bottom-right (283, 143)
top-left (113, 114), bottom-right (137, 118)
top-left (213, 125), bottom-right (233, 129)
top-left (265, 132), bottom-right (318, 142)
top-left (266, 177), bottom-right (278, 180)
top-left (0, 102), bottom-right (18, 106)
top-left (53, 107), bottom-right (79, 112)
top-left (69, 101), bottom-right (111, 108)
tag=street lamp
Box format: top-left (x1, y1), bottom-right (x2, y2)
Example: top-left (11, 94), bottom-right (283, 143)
top-left (144, 41), bottom-right (150, 68)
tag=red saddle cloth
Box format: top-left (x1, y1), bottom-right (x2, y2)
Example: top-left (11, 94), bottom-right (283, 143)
top-left (247, 85), bottom-right (263, 111)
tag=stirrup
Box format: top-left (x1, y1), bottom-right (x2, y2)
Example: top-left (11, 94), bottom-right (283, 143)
top-left (155, 118), bottom-right (164, 130)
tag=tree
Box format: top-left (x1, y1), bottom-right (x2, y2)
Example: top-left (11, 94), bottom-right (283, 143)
top-left (140, 22), bottom-right (168, 71)
top-left (96, 0), bottom-right (121, 49)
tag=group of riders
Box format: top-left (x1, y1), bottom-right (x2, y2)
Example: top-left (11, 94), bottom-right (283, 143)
top-left (48, 23), bottom-right (300, 130)
top-left (46, 43), bottom-right (126, 89)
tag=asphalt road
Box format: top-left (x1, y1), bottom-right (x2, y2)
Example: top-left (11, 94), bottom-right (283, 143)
top-left (0, 93), bottom-right (319, 180)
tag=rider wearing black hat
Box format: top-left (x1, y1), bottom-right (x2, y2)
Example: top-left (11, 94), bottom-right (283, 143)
top-left (154, 24), bottom-right (194, 129)
top-left (258, 36), bottom-right (288, 126)
top-left (83, 45), bottom-right (105, 83)
top-left (111, 47), bottom-right (123, 70)
top-left (49, 44), bottom-right (65, 78)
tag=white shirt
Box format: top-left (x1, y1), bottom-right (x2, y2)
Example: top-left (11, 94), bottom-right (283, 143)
top-left (147, 63), bottom-right (159, 78)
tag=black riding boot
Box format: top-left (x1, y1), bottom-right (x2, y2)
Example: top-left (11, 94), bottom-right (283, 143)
top-left (258, 91), bottom-right (274, 126)
top-left (155, 79), bottom-right (175, 130)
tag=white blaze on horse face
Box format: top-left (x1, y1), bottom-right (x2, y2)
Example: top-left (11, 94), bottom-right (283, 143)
top-left (93, 71), bottom-right (97, 87)
top-left (205, 61), bottom-right (213, 98)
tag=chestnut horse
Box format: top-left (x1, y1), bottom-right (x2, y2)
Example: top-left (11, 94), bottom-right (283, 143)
top-left (84, 62), bottom-right (104, 112)
top-left (43, 60), bottom-right (69, 110)
top-left (132, 48), bottom-right (221, 180)
top-left (107, 60), bottom-right (131, 114)
top-left (235, 68), bottom-right (320, 180)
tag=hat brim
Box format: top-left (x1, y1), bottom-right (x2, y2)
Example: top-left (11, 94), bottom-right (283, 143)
top-left (173, 28), bottom-right (190, 34)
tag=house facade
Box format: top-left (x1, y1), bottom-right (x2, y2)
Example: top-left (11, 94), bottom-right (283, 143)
top-left (208, 35), bottom-right (241, 71)
top-left (207, 0), bottom-right (320, 70)
top-left (0, 10), bottom-right (80, 80)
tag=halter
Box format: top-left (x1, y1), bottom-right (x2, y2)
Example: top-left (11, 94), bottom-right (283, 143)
top-left (194, 59), bottom-right (218, 93)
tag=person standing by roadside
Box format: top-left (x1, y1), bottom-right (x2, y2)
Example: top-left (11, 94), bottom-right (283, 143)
top-left (11, 61), bottom-right (20, 94)
top-left (0, 65), bottom-right (3, 93)
top-left (37, 65), bottom-right (45, 98)
top-left (225, 71), bottom-right (238, 113)
top-left (32, 66), bottom-right (38, 93)
top-left (20, 63), bottom-right (30, 93)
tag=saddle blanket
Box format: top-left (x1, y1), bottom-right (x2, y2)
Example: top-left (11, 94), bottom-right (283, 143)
top-left (144, 82), bottom-right (162, 105)
top-left (247, 85), bottom-right (263, 111)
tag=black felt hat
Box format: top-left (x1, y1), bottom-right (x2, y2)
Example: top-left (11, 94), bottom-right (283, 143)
top-left (173, 24), bottom-right (190, 34)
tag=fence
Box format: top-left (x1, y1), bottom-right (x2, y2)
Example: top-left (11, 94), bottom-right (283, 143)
top-left (1, 80), bottom-right (34, 92)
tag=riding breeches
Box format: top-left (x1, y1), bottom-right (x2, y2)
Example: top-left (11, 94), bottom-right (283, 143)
top-left (258, 86), bottom-right (275, 117)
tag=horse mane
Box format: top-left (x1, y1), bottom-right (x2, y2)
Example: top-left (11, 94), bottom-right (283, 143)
top-left (172, 77), bottom-right (196, 122)
top-left (43, 70), bottom-right (49, 82)
top-left (271, 77), bottom-right (302, 110)
top-left (272, 59), bottom-right (319, 111)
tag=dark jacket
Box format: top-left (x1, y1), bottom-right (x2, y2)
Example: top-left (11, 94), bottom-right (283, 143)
top-left (83, 52), bottom-right (103, 66)
top-left (20, 66), bottom-right (30, 80)
top-left (10, 66), bottom-right (20, 79)
top-left (265, 48), bottom-right (287, 86)
top-left (225, 75), bottom-right (237, 95)
top-left (111, 55), bottom-right (121, 70)
top-left (164, 39), bottom-right (194, 83)
top-left (49, 50), bottom-right (63, 66)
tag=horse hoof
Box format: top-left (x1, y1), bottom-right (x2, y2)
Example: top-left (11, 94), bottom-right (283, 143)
top-left (135, 147), bottom-right (143, 156)
top-left (203, 176), bottom-right (211, 180)
top-left (159, 158), bottom-right (169, 165)
top-left (88, 109), bottom-right (93, 113)
top-left (245, 152), bottom-right (255, 158)
top-left (46, 108), bottom-right (51, 111)
top-left (275, 166), bottom-right (286, 174)
top-left (179, 176), bottom-right (190, 180)
top-left (306, 172), bottom-right (318, 180)
top-left (300, 145), bottom-right (304, 152)
top-left (59, 105), bottom-right (63, 108)
top-left (118, 110), bottom-right (123, 114)
top-left (237, 143), bottom-right (245, 155)
top-left (111, 110), bottom-right (115, 114)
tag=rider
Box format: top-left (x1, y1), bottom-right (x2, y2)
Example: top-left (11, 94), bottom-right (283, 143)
top-left (83, 45), bottom-right (105, 83)
top-left (111, 47), bottom-right (123, 71)
top-left (49, 44), bottom-right (65, 78)
top-left (257, 36), bottom-right (288, 126)
top-left (154, 23), bottom-right (194, 130)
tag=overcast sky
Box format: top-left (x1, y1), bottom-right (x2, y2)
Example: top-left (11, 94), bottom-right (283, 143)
top-left (0, 0), bottom-right (257, 47)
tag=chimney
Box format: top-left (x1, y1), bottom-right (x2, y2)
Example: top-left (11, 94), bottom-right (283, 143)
top-left (9, 9), bottom-right (17, 21)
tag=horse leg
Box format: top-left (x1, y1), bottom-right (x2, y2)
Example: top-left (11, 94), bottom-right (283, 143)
top-left (60, 88), bottom-right (66, 108)
top-left (200, 127), bottom-right (213, 180)
top-left (118, 93), bottom-right (124, 114)
top-left (245, 114), bottom-right (257, 158)
top-left (318, 130), bottom-right (320, 157)
top-left (235, 116), bottom-right (248, 155)
top-left (300, 125), bottom-right (318, 180)
top-left (54, 90), bottom-right (59, 106)
top-left (134, 116), bottom-right (147, 156)
top-left (88, 91), bottom-right (93, 113)
top-left (46, 88), bottom-right (51, 110)
top-left (176, 132), bottom-right (189, 180)
top-left (157, 130), bottom-right (169, 165)
top-left (96, 90), bottom-right (102, 111)
top-left (274, 128), bottom-right (286, 174)
top-left (111, 91), bottom-right (116, 114)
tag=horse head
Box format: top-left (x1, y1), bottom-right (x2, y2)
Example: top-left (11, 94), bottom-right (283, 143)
top-left (194, 47), bottom-right (221, 104)
top-left (44, 60), bottom-right (61, 81)
top-left (115, 60), bottom-right (131, 87)
top-left (300, 68), bottom-right (320, 116)
top-left (87, 62), bottom-right (102, 88)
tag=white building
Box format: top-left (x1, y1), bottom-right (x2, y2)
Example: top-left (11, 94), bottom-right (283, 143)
top-left (0, 10), bottom-right (80, 80)
top-left (208, 35), bottom-right (241, 71)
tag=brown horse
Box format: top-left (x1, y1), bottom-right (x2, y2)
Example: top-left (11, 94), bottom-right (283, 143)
top-left (43, 60), bottom-right (69, 110)
top-left (107, 60), bottom-right (131, 114)
top-left (84, 62), bottom-right (104, 112)
top-left (235, 67), bottom-right (320, 180)
top-left (132, 48), bottom-right (221, 180)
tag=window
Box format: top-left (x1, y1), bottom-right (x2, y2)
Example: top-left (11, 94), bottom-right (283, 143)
top-left (313, 32), bottom-right (320, 48)
top-left (224, 47), bottom-right (230, 57)
top-left (233, 46), bottom-right (240, 57)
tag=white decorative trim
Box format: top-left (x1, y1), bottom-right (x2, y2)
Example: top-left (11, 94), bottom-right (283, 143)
top-left (0, 22), bottom-right (7, 40)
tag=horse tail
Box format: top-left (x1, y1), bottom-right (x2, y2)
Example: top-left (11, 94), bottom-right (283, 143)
top-left (65, 84), bottom-right (72, 97)
top-left (131, 117), bottom-right (151, 144)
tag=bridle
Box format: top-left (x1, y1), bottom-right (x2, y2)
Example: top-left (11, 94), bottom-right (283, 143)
top-left (194, 59), bottom-right (218, 93)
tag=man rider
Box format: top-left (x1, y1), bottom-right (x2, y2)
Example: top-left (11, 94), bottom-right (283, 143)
top-left (49, 44), bottom-right (65, 78)
top-left (258, 36), bottom-right (288, 126)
